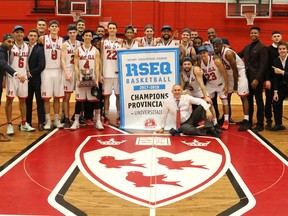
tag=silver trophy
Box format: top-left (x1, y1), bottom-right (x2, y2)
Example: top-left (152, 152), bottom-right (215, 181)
top-left (79, 69), bottom-right (95, 87)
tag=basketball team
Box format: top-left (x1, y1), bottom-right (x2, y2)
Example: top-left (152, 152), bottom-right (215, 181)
top-left (0, 18), bottom-right (287, 141)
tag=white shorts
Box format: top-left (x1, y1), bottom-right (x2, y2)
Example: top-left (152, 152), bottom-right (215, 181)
top-left (75, 86), bottom-right (99, 102)
top-left (41, 68), bottom-right (64, 99)
top-left (63, 69), bottom-right (75, 93)
top-left (206, 83), bottom-right (227, 100)
top-left (237, 75), bottom-right (249, 97)
top-left (103, 78), bottom-right (119, 95)
top-left (5, 75), bottom-right (28, 99)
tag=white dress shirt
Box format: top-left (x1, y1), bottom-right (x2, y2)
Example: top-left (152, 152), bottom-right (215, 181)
top-left (159, 94), bottom-right (210, 129)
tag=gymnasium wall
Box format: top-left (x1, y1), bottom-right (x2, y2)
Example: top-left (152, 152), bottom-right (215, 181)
top-left (0, 0), bottom-right (287, 52)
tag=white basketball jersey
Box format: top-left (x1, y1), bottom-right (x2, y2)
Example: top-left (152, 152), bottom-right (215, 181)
top-left (156, 39), bottom-right (178, 47)
top-left (10, 42), bottom-right (29, 76)
top-left (140, 37), bottom-right (157, 47)
top-left (44, 35), bottom-right (63, 69)
top-left (220, 47), bottom-right (246, 79)
top-left (181, 68), bottom-right (203, 98)
top-left (201, 56), bottom-right (224, 87)
top-left (65, 40), bottom-right (81, 71)
top-left (102, 38), bottom-right (122, 78)
top-left (78, 45), bottom-right (96, 80)
top-left (122, 40), bottom-right (140, 49)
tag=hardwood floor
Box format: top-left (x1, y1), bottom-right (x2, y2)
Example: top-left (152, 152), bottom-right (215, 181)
top-left (0, 94), bottom-right (288, 215)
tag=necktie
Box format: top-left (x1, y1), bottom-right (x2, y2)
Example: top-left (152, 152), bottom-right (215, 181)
top-left (176, 99), bottom-right (181, 129)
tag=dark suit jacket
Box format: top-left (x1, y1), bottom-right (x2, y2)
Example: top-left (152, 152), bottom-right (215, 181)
top-left (238, 40), bottom-right (268, 83)
top-left (273, 57), bottom-right (288, 91)
top-left (28, 43), bottom-right (45, 87)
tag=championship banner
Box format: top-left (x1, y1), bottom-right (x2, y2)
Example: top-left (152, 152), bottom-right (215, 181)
top-left (117, 47), bottom-right (180, 131)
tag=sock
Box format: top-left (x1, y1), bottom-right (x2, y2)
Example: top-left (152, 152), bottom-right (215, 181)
top-left (224, 114), bottom-right (229, 121)
top-left (45, 114), bottom-right (51, 122)
top-left (213, 118), bottom-right (218, 126)
top-left (96, 114), bottom-right (101, 121)
top-left (244, 115), bottom-right (249, 120)
top-left (54, 114), bottom-right (59, 121)
top-left (105, 110), bottom-right (109, 118)
top-left (22, 121), bottom-right (26, 126)
top-left (74, 114), bottom-right (80, 121)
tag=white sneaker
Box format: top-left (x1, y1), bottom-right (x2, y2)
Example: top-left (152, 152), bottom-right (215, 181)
top-left (44, 120), bottom-right (52, 130)
top-left (7, 124), bottom-right (14, 135)
top-left (20, 122), bottom-right (35, 132)
top-left (70, 121), bottom-right (79, 130)
top-left (54, 119), bottom-right (64, 128)
top-left (95, 120), bottom-right (104, 130)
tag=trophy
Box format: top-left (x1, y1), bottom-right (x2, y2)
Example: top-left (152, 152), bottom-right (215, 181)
top-left (79, 69), bottom-right (95, 87)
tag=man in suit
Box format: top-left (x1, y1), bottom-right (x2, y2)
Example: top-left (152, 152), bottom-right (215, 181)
top-left (155, 84), bottom-right (220, 138)
top-left (26, 29), bottom-right (46, 131)
top-left (265, 31), bottom-right (282, 130)
top-left (271, 41), bottom-right (288, 131)
top-left (238, 26), bottom-right (268, 132)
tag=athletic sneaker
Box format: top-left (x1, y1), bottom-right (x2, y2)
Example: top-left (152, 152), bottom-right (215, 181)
top-left (54, 119), bottom-right (64, 128)
top-left (44, 120), bottom-right (52, 130)
top-left (103, 117), bottom-right (109, 127)
top-left (20, 122), bottom-right (36, 132)
top-left (63, 119), bottom-right (72, 129)
top-left (95, 120), bottom-right (104, 130)
top-left (222, 120), bottom-right (229, 130)
top-left (85, 119), bottom-right (94, 126)
top-left (7, 124), bottom-right (14, 135)
top-left (79, 115), bottom-right (86, 126)
top-left (70, 120), bottom-right (80, 130)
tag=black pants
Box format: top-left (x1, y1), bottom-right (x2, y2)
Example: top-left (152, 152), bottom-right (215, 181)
top-left (26, 83), bottom-right (45, 125)
top-left (179, 106), bottom-right (213, 135)
top-left (248, 82), bottom-right (264, 125)
top-left (273, 85), bottom-right (288, 126)
top-left (265, 87), bottom-right (273, 124)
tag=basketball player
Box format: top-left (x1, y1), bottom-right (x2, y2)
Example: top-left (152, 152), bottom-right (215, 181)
top-left (156, 25), bottom-right (180, 47)
top-left (137, 24), bottom-right (157, 47)
top-left (179, 28), bottom-right (196, 64)
top-left (39, 20), bottom-right (64, 130)
top-left (61, 24), bottom-right (81, 129)
top-left (190, 30), bottom-right (198, 41)
top-left (198, 46), bottom-right (230, 130)
top-left (36, 18), bottom-right (48, 37)
top-left (180, 57), bottom-right (221, 133)
top-left (5, 25), bottom-right (35, 135)
top-left (63, 18), bottom-right (86, 42)
top-left (213, 38), bottom-right (251, 131)
top-left (122, 25), bottom-right (140, 49)
top-left (100, 22), bottom-right (122, 126)
top-left (96, 25), bottom-right (105, 39)
top-left (70, 29), bottom-right (103, 130)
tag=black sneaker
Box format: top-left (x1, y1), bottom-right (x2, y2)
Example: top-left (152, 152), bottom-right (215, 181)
top-left (265, 122), bottom-right (272, 130)
top-left (214, 124), bottom-right (222, 134)
top-left (271, 125), bottom-right (286, 131)
top-left (63, 119), bottom-right (71, 129)
top-left (60, 112), bottom-right (65, 123)
top-left (252, 124), bottom-right (264, 132)
top-left (79, 115), bottom-right (86, 126)
top-left (238, 120), bottom-right (251, 131)
top-left (169, 128), bottom-right (180, 136)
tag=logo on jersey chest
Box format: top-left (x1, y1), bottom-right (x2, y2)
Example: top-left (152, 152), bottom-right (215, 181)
top-left (76, 134), bottom-right (230, 207)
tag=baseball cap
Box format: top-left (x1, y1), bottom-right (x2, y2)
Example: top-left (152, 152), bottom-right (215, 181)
top-left (212, 38), bottom-right (223, 45)
top-left (13, 25), bottom-right (24, 33)
top-left (161, 25), bottom-right (172, 32)
top-left (197, 46), bottom-right (208, 53)
top-left (2, 33), bottom-right (14, 42)
top-left (92, 34), bottom-right (101, 41)
top-left (183, 56), bottom-right (193, 63)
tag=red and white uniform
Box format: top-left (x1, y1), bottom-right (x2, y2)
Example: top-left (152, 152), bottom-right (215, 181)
top-left (6, 42), bottom-right (29, 99)
top-left (180, 41), bottom-right (194, 57)
top-left (140, 37), bottom-right (157, 47)
top-left (41, 35), bottom-right (64, 99)
top-left (122, 40), bottom-right (140, 49)
top-left (156, 39), bottom-right (178, 47)
top-left (200, 55), bottom-right (227, 99)
top-left (102, 38), bottom-right (122, 95)
top-left (63, 40), bottom-right (81, 93)
top-left (220, 47), bottom-right (249, 96)
top-left (181, 68), bottom-right (205, 98)
top-left (75, 45), bottom-right (98, 102)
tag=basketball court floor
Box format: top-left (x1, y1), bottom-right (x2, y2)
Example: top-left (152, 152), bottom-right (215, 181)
top-left (1, 118), bottom-right (288, 215)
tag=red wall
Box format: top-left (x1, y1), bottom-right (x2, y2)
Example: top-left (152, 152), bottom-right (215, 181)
top-left (0, 1), bottom-right (287, 52)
